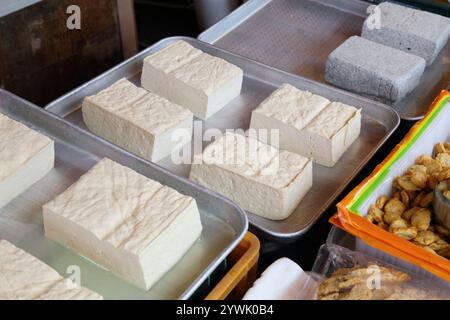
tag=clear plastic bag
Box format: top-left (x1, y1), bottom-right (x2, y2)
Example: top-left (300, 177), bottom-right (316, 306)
top-left (309, 244), bottom-right (450, 300)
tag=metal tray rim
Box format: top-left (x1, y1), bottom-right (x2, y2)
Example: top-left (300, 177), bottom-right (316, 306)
top-left (2, 89), bottom-right (249, 300)
top-left (149, 38), bottom-right (400, 241)
top-left (197, 0), bottom-right (272, 44)
top-left (48, 36), bottom-right (401, 119)
top-left (45, 48), bottom-right (151, 115)
top-left (256, 112), bottom-right (399, 241)
top-left (197, 0), bottom-right (447, 121)
top-left (45, 36), bottom-right (400, 242)
top-left (198, 0), bottom-right (370, 44)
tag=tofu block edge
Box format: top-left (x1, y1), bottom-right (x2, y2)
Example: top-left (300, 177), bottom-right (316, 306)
top-left (0, 113), bottom-right (55, 209)
top-left (189, 133), bottom-right (313, 220)
top-left (141, 40), bottom-right (244, 120)
top-left (42, 158), bottom-right (203, 291)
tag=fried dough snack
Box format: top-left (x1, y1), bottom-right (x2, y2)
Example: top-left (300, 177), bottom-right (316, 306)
top-left (366, 142), bottom-right (450, 259)
top-left (318, 264), bottom-right (442, 300)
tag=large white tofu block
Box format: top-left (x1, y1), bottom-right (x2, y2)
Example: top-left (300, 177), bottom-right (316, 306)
top-left (82, 78), bottom-right (193, 162)
top-left (43, 158), bottom-right (203, 290)
top-left (141, 40), bottom-right (243, 120)
top-left (250, 84), bottom-right (329, 151)
top-left (304, 102), bottom-right (361, 167)
top-left (250, 84), bottom-right (361, 167)
top-left (189, 133), bottom-right (312, 220)
top-left (0, 113), bottom-right (54, 208)
top-left (0, 240), bottom-right (102, 300)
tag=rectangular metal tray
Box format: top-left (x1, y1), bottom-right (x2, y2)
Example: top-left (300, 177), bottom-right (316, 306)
top-left (0, 89), bottom-right (248, 300)
top-left (45, 36), bottom-right (399, 242)
top-left (198, 0), bottom-right (450, 120)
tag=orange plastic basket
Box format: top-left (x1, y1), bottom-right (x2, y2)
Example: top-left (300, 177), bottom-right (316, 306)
top-left (205, 232), bottom-right (260, 300)
top-left (332, 90), bottom-right (450, 282)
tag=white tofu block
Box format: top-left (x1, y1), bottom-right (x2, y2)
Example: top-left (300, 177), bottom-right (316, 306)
top-left (251, 84), bottom-right (331, 130)
top-left (189, 133), bottom-right (312, 220)
top-left (141, 40), bottom-right (243, 120)
top-left (250, 84), bottom-right (361, 167)
top-left (0, 240), bottom-right (102, 300)
top-left (82, 78), bottom-right (193, 162)
top-left (304, 102), bottom-right (361, 167)
top-left (250, 83), bottom-right (330, 149)
top-left (43, 158), bottom-right (203, 291)
top-left (0, 113), bottom-right (54, 209)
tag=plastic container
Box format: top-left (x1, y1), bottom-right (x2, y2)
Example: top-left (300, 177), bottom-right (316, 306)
top-left (326, 226), bottom-right (449, 286)
top-left (333, 90), bottom-right (450, 282)
top-left (205, 232), bottom-right (260, 300)
top-left (311, 243), bottom-right (450, 299)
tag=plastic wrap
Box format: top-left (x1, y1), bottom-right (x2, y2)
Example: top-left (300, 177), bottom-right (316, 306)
top-left (310, 244), bottom-right (450, 300)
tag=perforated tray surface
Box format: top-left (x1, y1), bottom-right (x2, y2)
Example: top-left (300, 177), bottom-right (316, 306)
top-left (199, 0), bottom-right (450, 120)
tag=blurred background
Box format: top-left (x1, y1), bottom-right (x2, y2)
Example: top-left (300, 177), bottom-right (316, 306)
top-left (0, 0), bottom-right (244, 106)
top-left (0, 0), bottom-right (447, 106)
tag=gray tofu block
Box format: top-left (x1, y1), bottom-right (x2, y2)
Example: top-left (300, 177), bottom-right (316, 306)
top-left (325, 36), bottom-right (426, 103)
top-left (362, 2), bottom-right (450, 66)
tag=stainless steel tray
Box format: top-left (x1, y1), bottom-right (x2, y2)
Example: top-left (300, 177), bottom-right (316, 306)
top-left (198, 0), bottom-right (450, 121)
top-left (0, 89), bottom-right (248, 300)
top-left (45, 36), bottom-right (399, 242)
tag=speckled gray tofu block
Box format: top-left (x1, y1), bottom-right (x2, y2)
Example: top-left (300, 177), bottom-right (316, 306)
top-left (362, 2), bottom-right (450, 66)
top-left (325, 36), bottom-right (426, 103)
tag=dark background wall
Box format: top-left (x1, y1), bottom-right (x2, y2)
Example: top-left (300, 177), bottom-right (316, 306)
top-left (0, 0), bottom-right (201, 107)
top-left (0, 0), bottom-right (446, 107)
top-left (135, 0), bottom-right (199, 48)
top-left (0, 0), bottom-right (123, 106)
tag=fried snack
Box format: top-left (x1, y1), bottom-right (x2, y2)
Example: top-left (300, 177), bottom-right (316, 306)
top-left (389, 218), bottom-right (408, 231)
top-left (434, 143), bottom-right (447, 155)
top-left (420, 192), bottom-right (434, 208)
top-left (410, 209), bottom-right (431, 231)
top-left (376, 195), bottom-right (389, 210)
top-left (368, 205), bottom-right (384, 223)
top-left (396, 176), bottom-right (420, 192)
top-left (365, 142), bottom-right (450, 260)
top-left (407, 165), bottom-right (428, 189)
top-left (393, 227), bottom-right (417, 240)
top-left (436, 153), bottom-right (450, 168)
top-left (445, 191), bottom-right (450, 200)
top-left (429, 238), bottom-right (448, 252)
top-left (340, 283), bottom-right (394, 300)
top-left (413, 230), bottom-right (439, 246)
top-left (385, 287), bottom-right (442, 300)
top-left (438, 181), bottom-right (450, 201)
top-left (438, 170), bottom-right (450, 182)
top-left (402, 207), bottom-right (420, 220)
top-left (318, 264), bottom-right (412, 300)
